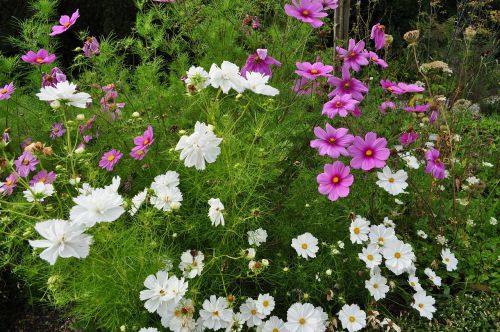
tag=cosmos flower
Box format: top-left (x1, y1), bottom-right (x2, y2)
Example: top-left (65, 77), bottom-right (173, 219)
top-left (37, 81), bottom-right (92, 108)
top-left (261, 316), bottom-right (287, 332)
top-left (424, 268), bottom-right (442, 286)
top-left (310, 124), bottom-right (354, 158)
top-left (50, 9), bottom-right (79, 36)
top-left (398, 131), bottom-right (419, 145)
top-left (161, 299), bottom-right (196, 332)
top-left (368, 51), bottom-right (388, 68)
top-left (83, 37), bottom-right (100, 57)
top-left (376, 166), bottom-right (408, 196)
top-left (29, 219), bottom-right (92, 265)
top-left (42, 67), bottom-right (67, 88)
top-left (358, 244), bottom-right (382, 268)
top-left (139, 271), bottom-right (188, 315)
top-left (365, 274), bottom-right (390, 300)
top-left (0, 82), bottom-right (15, 100)
top-left (21, 49), bottom-right (56, 65)
top-left (327, 67), bottom-right (368, 100)
top-left (256, 293), bottom-right (275, 316)
top-left (350, 216), bottom-right (370, 244)
top-left (320, 0), bottom-right (339, 10)
top-left (322, 94), bottom-right (359, 118)
top-left (425, 148), bottom-right (445, 179)
top-left (99, 149), bottom-right (123, 171)
top-left (209, 61), bottom-right (247, 94)
top-left (29, 170), bottom-right (56, 186)
top-left (247, 228), bottom-right (268, 247)
top-left (14, 151), bottom-right (39, 177)
top-left (199, 295), bottom-right (233, 330)
top-left (150, 186), bottom-right (183, 212)
top-left (348, 132), bottom-right (390, 171)
top-left (379, 100), bottom-right (396, 114)
top-left (208, 198), bottom-right (225, 226)
top-left (0, 173), bottom-right (18, 196)
top-left (370, 23), bottom-right (386, 50)
top-left (317, 161), bottom-right (354, 201)
top-left (240, 298), bottom-right (265, 327)
top-left (241, 49), bottom-right (281, 78)
top-left (412, 292), bottom-right (436, 320)
top-left (50, 122), bottom-right (66, 139)
top-left (403, 103), bottom-right (431, 113)
top-left (179, 250), bottom-right (204, 279)
top-left (129, 189), bottom-right (148, 216)
top-left (150, 171), bottom-right (180, 192)
top-left (23, 182), bottom-right (54, 202)
top-left (337, 304), bottom-right (366, 332)
top-left (368, 224), bottom-right (396, 249)
top-left (291, 232), bottom-right (319, 259)
top-left (441, 248), bottom-right (458, 271)
top-left (380, 79), bottom-right (405, 95)
top-left (336, 39), bottom-right (369, 72)
top-left (185, 66), bottom-right (210, 91)
top-left (382, 240), bottom-right (416, 275)
top-left (244, 72), bottom-right (280, 96)
top-left (285, 302), bottom-right (325, 332)
top-left (284, 0), bottom-right (328, 28)
top-left (295, 61), bottom-right (333, 80)
top-left (398, 82), bottom-right (425, 93)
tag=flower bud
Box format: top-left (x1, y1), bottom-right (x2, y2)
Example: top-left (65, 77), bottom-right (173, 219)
top-left (50, 100), bottom-right (61, 109)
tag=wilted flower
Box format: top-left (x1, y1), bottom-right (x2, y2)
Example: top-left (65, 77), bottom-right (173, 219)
top-left (370, 23), bottom-right (386, 50)
top-left (403, 30), bottom-right (420, 46)
top-left (83, 37), bottom-right (100, 57)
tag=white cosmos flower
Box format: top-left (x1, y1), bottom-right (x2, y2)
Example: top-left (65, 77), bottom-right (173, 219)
top-left (291, 232), bottom-right (319, 259)
top-left (376, 166), bottom-right (408, 195)
top-left (185, 66), bottom-right (210, 91)
top-left (441, 248), bottom-right (458, 271)
top-left (179, 249), bottom-right (204, 279)
top-left (208, 198), bottom-right (225, 226)
top-left (139, 328), bottom-right (159, 332)
top-left (412, 291), bottom-right (436, 320)
top-left (400, 153), bottom-right (420, 169)
top-left (70, 187), bottom-right (125, 228)
top-left (417, 230), bottom-right (428, 239)
top-left (209, 61), bottom-right (247, 94)
top-left (129, 189), bottom-right (148, 216)
top-left (285, 302), bottom-right (324, 332)
top-left (424, 268), bottom-right (442, 286)
top-left (349, 216), bottom-right (370, 244)
top-left (383, 217), bottom-right (395, 228)
top-left (368, 224), bottom-right (396, 249)
top-left (151, 171), bottom-right (180, 192)
top-left (261, 316), bottom-right (287, 332)
top-left (408, 275), bottom-right (423, 292)
top-left (358, 244), bottom-right (382, 269)
top-left (240, 298), bottom-right (265, 327)
top-left (225, 312), bottom-right (245, 332)
top-left (248, 228), bottom-right (268, 247)
top-left (199, 295), bottom-right (233, 330)
top-left (139, 271), bottom-right (188, 315)
top-left (150, 186), bottom-right (183, 212)
top-left (175, 122), bottom-right (223, 170)
top-left (337, 304), bottom-right (366, 332)
top-left (382, 240), bottom-right (416, 275)
top-left (256, 293), bottom-right (275, 316)
top-left (244, 72), bottom-right (279, 96)
top-left (365, 274), bottom-right (390, 301)
top-left (36, 81), bottom-right (92, 108)
top-left (23, 182), bottom-right (54, 202)
top-left (29, 219), bottom-right (92, 265)
top-left (161, 298), bottom-right (196, 332)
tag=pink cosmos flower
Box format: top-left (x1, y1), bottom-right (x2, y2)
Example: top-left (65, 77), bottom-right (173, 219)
top-left (79, 115), bottom-right (96, 133)
top-left (29, 170), bottom-right (56, 186)
top-left (100, 89), bottom-right (125, 119)
top-left (348, 132), bottom-right (390, 171)
top-left (0, 173), bottom-right (18, 196)
top-left (352, 105), bottom-right (362, 117)
top-left (83, 135), bottom-right (93, 144)
top-left (130, 146), bottom-right (148, 160)
top-left (0, 82), bottom-right (15, 100)
top-left (370, 23), bottom-right (386, 50)
top-left (317, 161), bottom-right (354, 201)
top-left (425, 148), bottom-right (445, 179)
top-left (336, 39), bottom-right (369, 72)
top-left (379, 101), bottom-right (396, 114)
top-left (284, 0), bottom-right (328, 28)
top-left (50, 122), bottom-right (66, 139)
top-left (403, 103), bottom-right (431, 113)
top-left (21, 49), bottom-right (56, 65)
top-left (14, 151), bottom-right (39, 177)
top-left (380, 79), bottom-right (405, 95)
top-left (50, 9), bottom-right (79, 36)
top-left (398, 82), bottom-right (425, 93)
top-left (83, 37), bottom-right (100, 57)
top-left (322, 94), bottom-right (359, 118)
top-left (241, 49), bottom-right (281, 78)
top-left (292, 77), bottom-right (322, 96)
top-left (133, 126), bottom-right (154, 148)
top-left (310, 124), bottom-right (354, 158)
top-left (368, 51), bottom-right (388, 68)
top-left (295, 61), bottom-right (333, 80)
top-left (99, 149), bottom-right (122, 171)
top-left (398, 131), bottom-right (419, 145)
top-left (430, 110), bottom-right (439, 123)
top-left (320, 0), bottom-right (339, 10)
top-left (42, 67), bottom-right (67, 87)
top-left (327, 66), bottom-right (368, 100)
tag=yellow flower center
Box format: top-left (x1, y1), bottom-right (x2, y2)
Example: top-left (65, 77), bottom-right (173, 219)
top-left (273, 329), bottom-right (279, 332)
top-left (394, 252), bottom-right (401, 259)
top-left (64, 22), bottom-right (70, 28)
top-left (328, 137), bottom-right (336, 143)
top-left (349, 51), bottom-right (356, 58)
top-left (6, 180), bottom-right (13, 186)
top-left (136, 150), bottom-right (144, 155)
top-left (302, 10), bottom-right (310, 16)
top-left (445, 257), bottom-right (449, 262)
top-left (212, 310), bottom-right (219, 317)
top-left (175, 309), bottom-right (182, 317)
top-left (371, 56), bottom-right (378, 61)
top-left (349, 316), bottom-right (356, 323)
top-left (22, 159), bottom-right (29, 165)
top-left (388, 177), bottom-right (395, 183)
top-left (107, 155), bottom-right (115, 161)
top-left (301, 243), bottom-right (308, 250)
top-left (310, 69), bottom-right (318, 74)
top-left (418, 303), bottom-right (424, 308)
top-left (365, 149), bottom-right (373, 156)
top-left (344, 82), bottom-right (350, 88)
top-left (263, 300), bottom-right (269, 307)
top-left (332, 176), bottom-right (340, 184)
top-left (251, 309), bottom-right (257, 315)
top-left (35, 58), bottom-right (44, 63)
top-left (0, 88), bottom-right (7, 94)
top-left (388, 86), bottom-right (393, 91)
top-left (367, 254), bottom-right (374, 261)
top-left (159, 288), bottom-right (166, 296)
top-left (143, 139), bottom-right (149, 145)
top-left (39, 177), bottom-right (46, 183)
top-left (299, 318), bottom-right (306, 325)
top-left (335, 101), bottom-right (342, 107)
top-left (378, 237), bottom-right (384, 243)
top-left (354, 227), bottom-right (360, 235)
top-left (373, 283), bottom-right (379, 289)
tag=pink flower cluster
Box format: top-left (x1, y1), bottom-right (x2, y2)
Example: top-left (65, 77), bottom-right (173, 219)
top-left (130, 126), bottom-right (154, 160)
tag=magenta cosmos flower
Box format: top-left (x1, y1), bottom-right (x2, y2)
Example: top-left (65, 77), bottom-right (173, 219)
top-left (398, 82), bottom-right (425, 93)
top-left (0, 173), bottom-right (18, 196)
top-left (295, 61), bottom-right (333, 80)
top-left (310, 124), bottom-right (354, 158)
top-left (320, 0), bottom-right (338, 10)
top-left (380, 79), bottom-right (405, 95)
top-left (322, 94), bottom-right (359, 118)
top-left (83, 37), bottom-right (100, 57)
top-left (99, 149), bottom-right (122, 171)
top-left (348, 132), bottom-right (390, 171)
top-left (14, 151), bottom-right (39, 177)
top-left (241, 49), bottom-right (281, 78)
top-left (327, 67), bottom-right (368, 100)
top-left (50, 122), bottom-right (66, 139)
top-left (284, 0), bottom-right (328, 28)
top-left (21, 49), bottom-right (56, 65)
top-left (368, 51), bottom-right (388, 68)
top-left (29, 170), bottom-right (56, 186)
top-left (0, 82), bottom-right (15, 100)
top-left (425, 148), bottom-right (445, 179)
top-left (50, 9), bottom-right (79, 36)
top-left (317, 161), bottom-right (354, 201)
top-left (379, 101), bottom-right (396, 114)
top-left (403, 103), bottom-right (431, 113)
top-left (130, 146), bottom-right (148, 160)
top-left (42, 67), bottom-right (67, 87)
top-left (370, 23), bottom-right (386, 50)
top-left (336, 39), bottom-right (369, 72)
top-left (399, 131), bottom-right (419, 145)
top-left (133, 126), bottom-right (154, 148)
